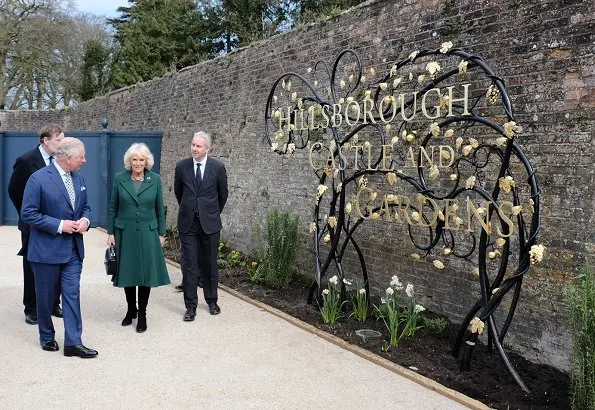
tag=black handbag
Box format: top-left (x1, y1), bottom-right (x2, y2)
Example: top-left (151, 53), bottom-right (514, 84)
top-left (104, 245), bottom-right (117, 275)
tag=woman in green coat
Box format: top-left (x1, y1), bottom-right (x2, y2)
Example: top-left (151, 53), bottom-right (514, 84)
top-left (107, 143), bottom-right (170, 333)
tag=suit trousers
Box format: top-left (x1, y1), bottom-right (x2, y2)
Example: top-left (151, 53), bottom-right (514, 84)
top-left (20, 230), bottom-right (60, 314)
top-left (31, 246), bottom-right (83, 346)
top-left (180, 216), bottom-right (219, 310)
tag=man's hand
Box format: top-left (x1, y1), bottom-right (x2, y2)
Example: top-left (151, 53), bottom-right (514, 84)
top-left (74, 218), bottom-right (89, 233)
top-left (62, 220), bottom-right (79, 234)
top-left (107, 234), bottom-right (115, 246)
top-left (159, 236), bottom-right (165, 246)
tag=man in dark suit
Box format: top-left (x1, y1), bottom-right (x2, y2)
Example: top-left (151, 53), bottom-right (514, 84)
top-left (8, 124), bottom-right (64, 325)
top-left (174, 131), bottom-right (228, 320)
top-left (21, 137), bottom-right (98, 358)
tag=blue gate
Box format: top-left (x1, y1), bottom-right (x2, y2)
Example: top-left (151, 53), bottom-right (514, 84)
top-left (0, 129), bottom-right (163, 227)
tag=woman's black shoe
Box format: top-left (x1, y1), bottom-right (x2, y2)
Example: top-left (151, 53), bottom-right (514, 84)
top-left (121, 310), bottom-right (137, 326)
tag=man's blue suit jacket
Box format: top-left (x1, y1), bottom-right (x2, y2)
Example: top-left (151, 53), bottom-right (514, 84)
top-left (21, 164), bottom-right (91, 264)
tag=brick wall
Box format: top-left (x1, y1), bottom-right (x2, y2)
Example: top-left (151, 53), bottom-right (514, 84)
top-left (2, 0), bottom-right (593, 371)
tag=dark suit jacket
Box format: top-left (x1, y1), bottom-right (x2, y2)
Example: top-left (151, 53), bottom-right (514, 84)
top-left (21, 164), bottom-right (91, 264)
top-left (7, 146), bottom-right (47, 254)
top-left (174, 156), bottom-right (228, 235)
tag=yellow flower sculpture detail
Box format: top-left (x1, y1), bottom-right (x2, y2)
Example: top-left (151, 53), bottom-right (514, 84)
top-left (469, 317), bottom-right (485, 334)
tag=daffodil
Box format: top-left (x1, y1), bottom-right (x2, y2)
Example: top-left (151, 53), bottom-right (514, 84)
top-left (429, 122), bottom-right (440, 136)
top-left (414, 305), bottom-right (425, 313)
top-left (486, 84), bottom-right (499, 104)
top-left (440, 41), bottom-right (453, 53)
top-left (327, 216), bottom-right (337, 228)
top-left (496, 238), bottom-right (506, 247)
top-left (529, 244), bottom-right (546, 264)
top-left (443, 247), bottom-right (452, 256)
top-left (405, 284), bottom-right (414, 297)
top-left (444, 129), bottom-right (454, 138)
top-left (469, 138), bottom-right (479, 148)
top-left (271, 142), bottom-right (279, 151)
top-left (418, 74), bottom-right (426, 83)
top-left (455, 137), bottom-right (463, 149)
top-left (358, 176), bottom-right (368, 188)
top-left (495, 137), bottom-right (508, 147)
top-left (323, 233), bottom-right (331, 243)
top-left (386, 287), bottom-right (394, 296)
top-left (429, 164), bottom-right (440, 180)
top-left (291, 92), bottom-right (297, 101)
top-left (322, 288), bottom-right (330, 295)
top-left (512, 205), bottom-right (523, 215)
top-left (465, 175), bottom-right (476, 189)
top-left (393, 77), bottom-right (402, 87)
top-left (499, 176), bottom-right (516, 193)
top-left (433, 260), bottom-right (445, 269)
top-left (503, 121), bottom-right (519, 139)
top-left (345, 202), bottom-right (352, 214)
top-left (390, 275), bottom-right (401, 288)
top-left (387, 172), bottom-right (399, 184)
top-left (340, 79), bottom-right (346, 89)
top-left (441, 150), bottom-right (451, 161)
top-left (309, 222), bottom-right (316, 233)
top-left (329, 275), bottom-right (338, 285)
top-left (468, 317), bottom-right (485, 334)
top-left (379, 82), bottom-right (388, 90)
top-left (411, 211), bottom-right (421, 222)
top-left (426, 61), bottom-right (441, 78)
top-left (316, 184), bottom-right (328, 199)
top-left (371, 212), bottom-right (380, 220)
top-left (450, 173), bottom-right (458, 181)
top-left (409, 50), bottom-right (419, 61)
top-left (390, 65), bottom-right (397, 77)
top-left (410, 253), bottom-right (421, 260)
top-left (276, 131), bottom-right (284, 140)
top-left (458, 60), bottom-right (468, 74)
top-left (462, 145), bottom-right (473, 156)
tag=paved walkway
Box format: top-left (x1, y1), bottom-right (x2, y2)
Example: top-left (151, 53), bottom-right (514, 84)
top-left (0, 226), bottom-right (486, 409)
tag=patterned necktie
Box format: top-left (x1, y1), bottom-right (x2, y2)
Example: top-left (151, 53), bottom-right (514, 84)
top-left (49, 156), bottom-right (54, 164)
top-left (64, 172), bottom-right (76, 209)
top-left (195, 163), bottom-right (202, 190)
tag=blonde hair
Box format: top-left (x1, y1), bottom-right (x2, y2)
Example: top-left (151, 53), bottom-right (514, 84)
top-left (123, 143), bottom-right (154, 170)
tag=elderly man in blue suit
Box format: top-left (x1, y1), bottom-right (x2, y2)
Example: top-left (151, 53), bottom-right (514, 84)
top-left (21, 137), bottom-right (98, 358)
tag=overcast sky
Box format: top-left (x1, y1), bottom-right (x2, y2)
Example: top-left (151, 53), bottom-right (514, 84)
top-left (73, 0), bottom-right (127, 16)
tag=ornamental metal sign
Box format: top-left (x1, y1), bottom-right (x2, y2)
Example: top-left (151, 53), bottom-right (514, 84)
top-left (264, 42), bottom-right (543, 392)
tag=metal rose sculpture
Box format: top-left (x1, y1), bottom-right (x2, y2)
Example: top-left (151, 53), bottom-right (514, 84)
top-left (264, 42), bottom-right (543, 392)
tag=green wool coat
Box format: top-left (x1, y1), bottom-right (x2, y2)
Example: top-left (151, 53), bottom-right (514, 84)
top-left (107, 170), bottom-right (171, 288)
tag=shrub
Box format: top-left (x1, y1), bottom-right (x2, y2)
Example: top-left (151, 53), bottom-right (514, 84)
top-left (566, 262), bottom-right (595, 409)
top-left (259, 208), bottom-right (300, 289)
top-left (423, 316), bottom-right (448, 335)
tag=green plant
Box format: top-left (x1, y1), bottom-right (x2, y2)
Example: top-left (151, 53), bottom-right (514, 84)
top-left (423, 316), bottom-right (448, 335)
top-left (247, 260), bottom-right (263, 283)
top-left (374, 276), bottom-right (425, 347)
top-left (217, 241), bottom-right (245, 269)
top-left (319, 275), bottom-right (344, 324)
top-left (350, 280), bottom-right (369, 322)
top-left (259, 208), bottom-right (300, 289)
top-left (164, 227), bottom-right (180, 251)
top-left (566, 262), bottom-right (595, 409)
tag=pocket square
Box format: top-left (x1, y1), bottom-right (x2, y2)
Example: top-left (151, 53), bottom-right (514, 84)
top-left (80, 186), bottom-right (87, 191)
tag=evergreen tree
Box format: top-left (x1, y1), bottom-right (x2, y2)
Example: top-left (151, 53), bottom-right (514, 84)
top-left (109, 0), bottom-right (219, 88)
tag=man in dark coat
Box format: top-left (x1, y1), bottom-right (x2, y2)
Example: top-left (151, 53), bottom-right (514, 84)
top-left (174, 131), bottom-right (228, 320)
top-left (8, 124), bottom-right (64, 325)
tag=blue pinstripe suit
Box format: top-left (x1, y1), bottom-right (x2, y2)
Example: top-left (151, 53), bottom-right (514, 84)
top-left (21, 163), bottom-right (91, 346)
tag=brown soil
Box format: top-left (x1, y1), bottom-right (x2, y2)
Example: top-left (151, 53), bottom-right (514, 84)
top-left (217, 267), bottom-right (570, 410)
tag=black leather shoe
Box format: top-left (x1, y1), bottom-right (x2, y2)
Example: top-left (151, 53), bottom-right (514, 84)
top-left (52, 306), bottom-right (63, 318)
top-left (41, 340), bottom-right (59, 352)
top-left (64, 345), bottom-right (98, 358)
top-left (174, 284), bottom-right (183, 292)
top-left (25, 312), bottom-right (38, 325)
top-left (208, 303), bottom-right (221, 315)
top-left (183, 309), bottom-right (196, 321)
